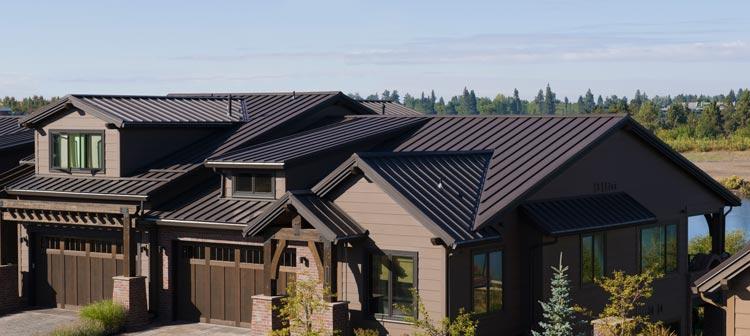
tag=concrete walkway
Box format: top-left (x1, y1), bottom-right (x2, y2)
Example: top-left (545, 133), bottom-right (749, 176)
top-left (0, 308), bottom-right (248, 336)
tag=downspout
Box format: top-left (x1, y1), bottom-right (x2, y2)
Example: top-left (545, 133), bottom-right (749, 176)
top-left (697, 291), bottom-right (726, 311)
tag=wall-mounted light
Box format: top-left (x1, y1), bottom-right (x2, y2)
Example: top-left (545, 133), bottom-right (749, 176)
top-left (300, 257), bottom-right (310, 268)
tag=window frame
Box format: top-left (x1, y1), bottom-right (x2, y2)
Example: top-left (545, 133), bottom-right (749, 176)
top-left (367, 249), bottom-right (419, 321)
top-left (470, 247), bottom-right (504, 315)
top-left (49, 130), bottom-right (106, 173)
top-left (231, 172), bottom-right (276, 199)
top-left (639, 223), bottom-right (679, 274)
top-left (580, 232), bottom-right (606, 286)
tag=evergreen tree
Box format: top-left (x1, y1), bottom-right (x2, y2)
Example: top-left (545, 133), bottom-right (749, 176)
top-left (597, 95), bottom-right (604, 108)
top-left (532, 254), bottom-right (577, 336)
top-left (583, 89), bottom-right (595, 113)
top-left (737, 90), bottom-right (750, 127)
top-left (390, 90), bottom-right (400, 103)
top-left (512, 89), bottom-right (522, 114)
top-left (696, 102), bottom-right (722, 138)
top-left (635, 100), bottom-right (660, 131)
top-left (576, 96), bottom-right (585, 113)
top-left (544, 84), bottom-right (556, 115)
top-left (435, 97), bottom-right (446, 115)
top-left (563, 97), bottom-right (570, 114)
top-left (534, 89), bottom-right (545, 115)
top-left (665, 103), bottom-right (687, 129)
top-left (469, 89), bottom-right (478, 114)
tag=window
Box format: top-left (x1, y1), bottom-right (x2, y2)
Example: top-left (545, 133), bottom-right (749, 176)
top-left (370, 251), bottom-right (417, 320)
top-left (581, 233), bottom-right (605, 284)
top-left (640, 224), bottom-right (678, 273)
top-left (51, 132), bottom-right (104, 171)
top-left (472, 250), bottom-right (503, 314)
top-left (233, 173), bottom-right (274, 197)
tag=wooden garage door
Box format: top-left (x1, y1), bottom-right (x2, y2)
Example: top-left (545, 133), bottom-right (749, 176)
top-left (176, 243), bottom-right (296, 327)
top-left (35, 237), bottom-right (123, 309)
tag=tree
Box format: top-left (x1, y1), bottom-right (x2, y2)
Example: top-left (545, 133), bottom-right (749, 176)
top-left (544, 84), bottom-right (556, 115)
top-left (532, 254), bottom-right (578, 336)
top-left (512, 89), bottom-right (522, 114)
top-left (397, 289), bottom-right (478, 336)
top-left (634, 100), bottom-right (660, 131)
top-left (534, 89), bottom-right (545, 115)
top-left (583, 89), bottom-right (596, 113)
top-left (563, 97), bottom-right (570, 114)
top-left (664, 103), bottom-right (687, 129)
top-left (272, 277), bottom-right (333, 336)
top-left (595, 268), bottom-right (662, 336)
top-left (736, 90), bottom-right (750, 127)
top-left (688, 230), bottom-right (747, 256)
top-left (695, 102), bottom-right (722, 138)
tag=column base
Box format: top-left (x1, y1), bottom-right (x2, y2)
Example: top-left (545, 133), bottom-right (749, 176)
top-left (112, 276), bottom-right (148, 327)
top-left (251, 295), bottom-right (283, 336)
top-left (0, 264), bottom-right (19, 314)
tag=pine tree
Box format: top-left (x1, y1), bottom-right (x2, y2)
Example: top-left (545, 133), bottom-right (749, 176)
top-left (583, 89), bottom-right (595, 113)
top-left (532, 253), bottom-right (576, 336)
top-left (544, 84), bottom-right (556, 115)
top-left (512, 89), bottom-right (522, 114)
top-left (534, 89), bottom-right (545, 115)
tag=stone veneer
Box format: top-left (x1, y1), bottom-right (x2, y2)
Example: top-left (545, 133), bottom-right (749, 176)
top-left (113, 276), bottom-right (149, 327)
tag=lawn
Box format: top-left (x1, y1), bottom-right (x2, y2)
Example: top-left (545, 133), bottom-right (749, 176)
top-left (682, 151), bottom-right (750, 180)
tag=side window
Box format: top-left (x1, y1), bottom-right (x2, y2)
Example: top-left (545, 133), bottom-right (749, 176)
top-left (369, 251), bottom-right (417, 320)
top-left (640, 224), bottom-right (678, 273)
top-left (51, 132), bottom-right (104, 171)
top-left (581, 233), bottom-right (605, 284)
top-left (233, 172), bottom-right (275, 198)
top-left (472, 249), bottom-right (503, 314)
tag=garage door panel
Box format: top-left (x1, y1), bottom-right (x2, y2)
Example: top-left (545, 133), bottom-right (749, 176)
top-left (77, 256), bottom-right (91, 306)
top-left (64, 255), bottom-right (78, 306)
top-left (90, 258), bottom-right (103, 302)
top-left (210, 266), bottom-right (226, 321)
top-left (240, 268), bottom-right (255, 324)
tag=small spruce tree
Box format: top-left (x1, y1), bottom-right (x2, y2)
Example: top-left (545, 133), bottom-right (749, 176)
top-left (532, 253), bottom-right (577, 336)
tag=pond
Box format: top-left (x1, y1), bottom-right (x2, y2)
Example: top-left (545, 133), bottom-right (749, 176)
top-left (688, 198), bottom-right (750, 240)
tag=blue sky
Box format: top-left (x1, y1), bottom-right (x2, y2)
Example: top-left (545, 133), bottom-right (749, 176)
top-left (2, 0), bottom-right (749, 100)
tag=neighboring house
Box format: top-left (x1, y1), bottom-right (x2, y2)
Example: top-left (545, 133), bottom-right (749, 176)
top-left (693, 244), bottom-right (750, 336)
top-left (0, 107), bottom-right (14, 116)
top-left (0, 92), bottom-right (738, 336)
top-left (0, 116), bottom-right (34, 172)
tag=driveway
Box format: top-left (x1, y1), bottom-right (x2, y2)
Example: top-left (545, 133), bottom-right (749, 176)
top-left (0, 309), bottom-right (248, 336)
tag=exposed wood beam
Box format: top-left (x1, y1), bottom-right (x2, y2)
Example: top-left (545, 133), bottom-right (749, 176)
top-left (0, 199), bottom-right (136, 215)
top-left (308, 241), bottom-right (325, 282)
top-left (122, 208), bottom-right (136, 277)
top-left (270, 239), bottom-right (287, 280)
top-left (323, 241), bottom-right (337, 302)
top-left (263, 240), bottom-right (275, 295)
top-left (269, 228), bottom-right (322, 242)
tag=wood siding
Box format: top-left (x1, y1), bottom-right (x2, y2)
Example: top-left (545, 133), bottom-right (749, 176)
top-left (727, 270), bottom-right (750, 336)
top-left (36, 108), bottom-right (121, 177)
top-left (334, 176), bottom-right (446, 335)
top-left (222, 170), bottom-right (285, 199)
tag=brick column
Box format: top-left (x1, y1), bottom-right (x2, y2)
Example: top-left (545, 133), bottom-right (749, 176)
top-left (317, 301), bottom-right (349, 336)
top-left (0, 264), bottom-right (19, 314)
top-left (113, 276), bottom-right (149, 327)
top-left (251, 295), bottom-right (283, 336)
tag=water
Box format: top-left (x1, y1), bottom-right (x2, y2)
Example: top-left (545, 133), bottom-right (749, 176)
top-left (688, 198), bottom-right (750, 239)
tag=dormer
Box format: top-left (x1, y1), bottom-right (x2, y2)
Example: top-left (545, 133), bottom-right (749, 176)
top-left (221, 169), bottom-right (286, 200)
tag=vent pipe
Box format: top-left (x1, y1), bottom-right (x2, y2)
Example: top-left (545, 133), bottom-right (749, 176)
top-left (381, 102), bottom-right (386, 114)
top-left (227, 94), bottom-right (233, 118)
top-left (292, 91), bottom-right (296, 100)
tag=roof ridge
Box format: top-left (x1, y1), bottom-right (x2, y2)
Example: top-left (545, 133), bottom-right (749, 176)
top-left (346, 114), bottom-right (627, 119)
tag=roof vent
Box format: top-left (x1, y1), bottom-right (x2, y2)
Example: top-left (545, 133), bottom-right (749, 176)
top-left (227, 94), bottom-right (233, 118)
top-left (437, 178), bottom-right (443, 190)
top-left (292, 91), bottom-right (296, 100)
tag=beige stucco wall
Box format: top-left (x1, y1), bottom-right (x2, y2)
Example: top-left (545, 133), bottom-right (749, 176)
top-left (36, 108), bottom-right (120, 177)
top-left (334, 176), bottom-right (446, 335)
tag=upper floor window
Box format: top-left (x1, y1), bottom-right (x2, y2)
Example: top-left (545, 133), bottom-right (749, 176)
top-left (581, 233), bottom-right (605, 284)
top-left (51, 132), bottom-right (104, 171)
top-left (640, 224), bottom-right (678, 274)
top-left (370, 251), bottom-right (417, 320)
top-left (233, 173), bottom-right (274, 198)
top-left (472, 249), bottom-right (503, 314)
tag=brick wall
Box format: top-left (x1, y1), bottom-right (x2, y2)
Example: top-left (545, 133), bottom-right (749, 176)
top-left (250, 295), bottom-right (283, 336)
top-left (113, 276), bottom-right (149, 327)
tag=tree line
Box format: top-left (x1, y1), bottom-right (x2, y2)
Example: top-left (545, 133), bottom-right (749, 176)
top-left (350, 86), bottom-right (750, 139)
top-left (0, 96), bottom-right (60, 115)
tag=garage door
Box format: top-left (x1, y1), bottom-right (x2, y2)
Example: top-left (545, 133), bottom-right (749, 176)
top-left (34, 237), bottom-right (124, 309)
top-left (176, 243), bottom-right (296, 327)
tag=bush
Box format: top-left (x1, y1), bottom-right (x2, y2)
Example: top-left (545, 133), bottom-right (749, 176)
top-left (48, 320), bottom-right (106, 336)
top-left (353, 328), bottom-right (380, 336)
top-left (640, 323), bottom-right (677, 336)
top-left (719, 175), bottom-right (750, 197)
top-left (79, 300), bottom-right (127, 335)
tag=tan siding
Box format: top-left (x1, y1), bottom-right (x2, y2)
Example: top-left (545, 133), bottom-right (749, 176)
top-left (335, 177), bottom-right (446, 335)
top-left (222, 170), bottom-right (285, 199)
top-left (37, 108), bottom-right (121, 177)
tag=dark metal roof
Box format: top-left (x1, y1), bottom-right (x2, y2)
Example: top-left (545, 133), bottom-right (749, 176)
top-left (21, 95), bottom-right (244, 127)
top-left (693, 243), bottom-right (750, 293)
top-left (0, 116), bottom-right (33, 150)
top-left (521, 192), bottom-right (657, 236)
top-left (8, 92), bottom-right (376, 200)
top-left (243, 191), bottom-right (367, 242)
top-left (357, 100), bottom-right (423, 116)
top-left (0, 164), bottom-right (34, 194)
top-left (206, 116), bottom-right (427, 167)
top-left (145, 180), bottom-right (272, 227)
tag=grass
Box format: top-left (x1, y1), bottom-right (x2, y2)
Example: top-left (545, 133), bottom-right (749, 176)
top-left (663, 136), bottom-right (750, 152)
top-left (48, 300), bottom-right (126, 336)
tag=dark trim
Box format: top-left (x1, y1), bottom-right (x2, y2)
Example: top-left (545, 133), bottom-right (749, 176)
top-left (367, 249), bottom-right (419, 322)
top-left (469, 247), bottom-right (504, 316)
top-left (231, 171), bottom-right (276, 200)
top-left (579, 232), bottom-right (606, 287)
top-left (637, 222), bottom-right (679, 274)
top-left (48, 129), bottom-right (106, 174)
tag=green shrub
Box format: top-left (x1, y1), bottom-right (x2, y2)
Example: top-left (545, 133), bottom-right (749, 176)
top-left (79, 300), bottom-right (127, 334)
top-left (48, 320), bottom-right (106, 336)
top-left (353, 328), bottom-right (380, 336)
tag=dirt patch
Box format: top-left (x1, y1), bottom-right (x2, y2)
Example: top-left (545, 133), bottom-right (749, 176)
top-left (683, 151), bottom-right (750, 180)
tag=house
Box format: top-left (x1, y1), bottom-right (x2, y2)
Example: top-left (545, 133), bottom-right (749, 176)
top-left (693, 243), bottom-right (750, 336)
top-left (0, 92), bottom-right (739, 335)
top-left (0, 116), bottom-right (34, 172)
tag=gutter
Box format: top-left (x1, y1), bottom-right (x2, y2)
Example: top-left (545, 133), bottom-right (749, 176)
top-left (147, 218), bottom-right (247, 231)
top-left (204, 161), bottom-right (285, 169)
top-left (6, 189), bottom-right (148, 202)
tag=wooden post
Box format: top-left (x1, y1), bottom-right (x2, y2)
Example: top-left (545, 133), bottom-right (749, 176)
top-left (705, 212), bottom-right (726, 255)
top-left (122, 208), bottom-right (136, 277)
top-left (0, 215), bottom-right (4, 265)
top-left (263, 240), bottom-right (276, 296)
top-left (323, 241), bottom-right (337, 302)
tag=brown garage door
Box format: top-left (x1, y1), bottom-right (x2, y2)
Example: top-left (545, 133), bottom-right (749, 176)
top-left (176, 243), bottom-right (296, 327)
top-left (35, 237), bottom-right (124, 309)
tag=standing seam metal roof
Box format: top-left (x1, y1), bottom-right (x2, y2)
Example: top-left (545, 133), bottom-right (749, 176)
top-left (0, 116), bottom-right (33, 150)
top-left (357, 100), bottom-right (423, 116)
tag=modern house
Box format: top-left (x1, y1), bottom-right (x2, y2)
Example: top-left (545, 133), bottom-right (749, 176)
top-left (0, 92), bottom-right (738, 335)
top-left (0, 116), bottom-right (34, 173)
top-left (693, 243), bottom-right (750, 336)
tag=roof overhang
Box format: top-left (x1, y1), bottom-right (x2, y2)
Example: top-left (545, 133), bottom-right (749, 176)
top-left (205, 161), bottom-right (285, 169)
top-left (5, 188), bottom-right (148, 202)
top-left (145, 217), bottom-right (247, 231)
top-left (693, 244), bottom-right (750, 293)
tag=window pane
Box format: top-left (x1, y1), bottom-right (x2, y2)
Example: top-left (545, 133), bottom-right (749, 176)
top-left (371, 255), bottom-right (389, 315)
top-left (254, 174), bottom-right (273, 193)
top-left (52, 134), bottom-right (69, 169)
top-left (234, 175), bottom-right (253, 192)
top-left (666, 224), bottom-right (678, 273)
top-left (473, 288), bottom-right (487, 314)
top-left (69, 134), bottom-right (86, 169)
top-left (641, 226), bottom-right (664, 272)
top-left (472, 253), bottom-right (487, 287)
top-left (488, 251), bottom-right (503, 311)
top-left (89, 134), bottom-right (103, 169)
top-left (391, 256), bottom-right (414, 317)
top-left (593, 233), bottom-right (605, 280)
top-left (581, 235), bottom-right (593, 284)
